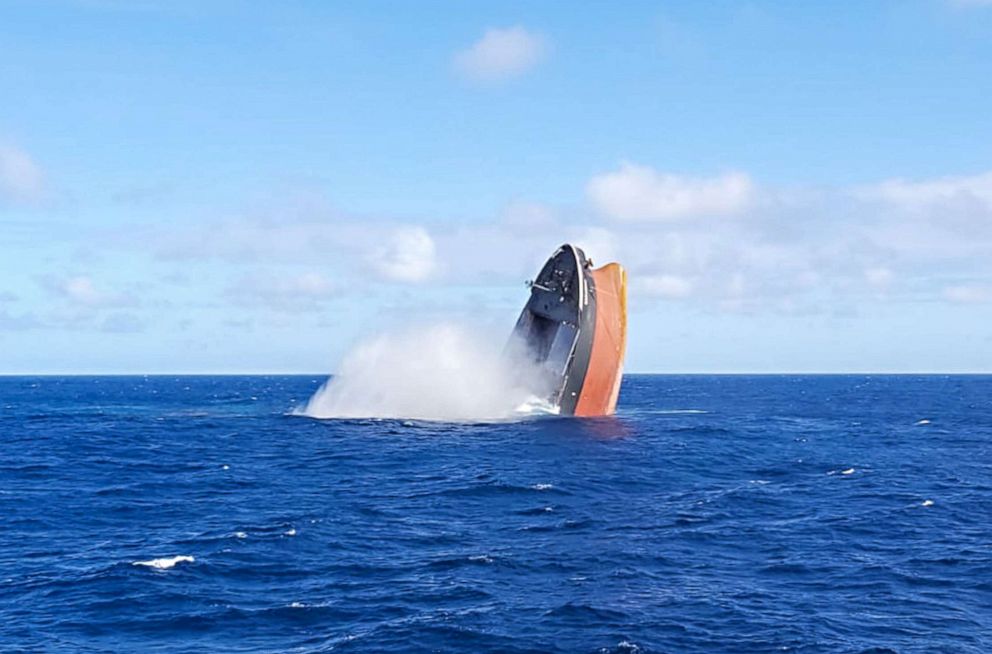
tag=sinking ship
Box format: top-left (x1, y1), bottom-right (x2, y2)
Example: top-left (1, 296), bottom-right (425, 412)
top-left (508, 244), bottom-right (627, 417)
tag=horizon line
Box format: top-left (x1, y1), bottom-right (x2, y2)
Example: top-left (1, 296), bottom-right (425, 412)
top-left (1, 371), bottom-right (990, 377)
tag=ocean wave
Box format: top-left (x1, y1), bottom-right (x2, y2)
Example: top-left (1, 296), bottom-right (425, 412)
top-left (5, 374), bottom-right (990, 653)
top-left (132, 555), bottom-right (195, 570)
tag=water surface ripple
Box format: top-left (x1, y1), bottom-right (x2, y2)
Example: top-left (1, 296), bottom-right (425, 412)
top-left (1, 375), bottom-right (989, 653)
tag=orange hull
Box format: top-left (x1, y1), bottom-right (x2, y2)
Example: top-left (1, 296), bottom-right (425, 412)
top-left (575, 263), bottom-right (627, 416)
top-left (508, 244), bottom-right (627, 417)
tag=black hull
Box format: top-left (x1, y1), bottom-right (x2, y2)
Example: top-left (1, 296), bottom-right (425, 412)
top-left (508, 244), bottom-right (596, 415)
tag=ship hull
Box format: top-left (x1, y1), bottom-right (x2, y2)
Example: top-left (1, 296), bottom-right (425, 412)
top-left (574, 262), bottom-right (627, 417)
top-left (509, 245), bottom-right (627, 416)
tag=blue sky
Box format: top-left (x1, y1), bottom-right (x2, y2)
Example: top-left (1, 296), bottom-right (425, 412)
top-left (2, 0), bottom-right (991, 373)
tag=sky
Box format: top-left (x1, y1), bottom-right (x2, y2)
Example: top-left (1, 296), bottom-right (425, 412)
top-left (1, 0), bottom-right (991, 374)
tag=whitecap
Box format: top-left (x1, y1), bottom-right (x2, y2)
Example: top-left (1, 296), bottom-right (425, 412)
top-left (532, 483), bottom-right (554, 491)
top-left (828, 468), bottom-right (856, 476)
top-left (234, 531), bottom-right (247, 539)
top-left (290, 601), bottom-right (306, 608)
top-left (922, 499), bottom-right (934, 507)
top-left (285, 528), bottom-right (297, 536)
top-left (133, 555), bottom-right (195, 570)
top-left (915, 419), bottom-right (931, 426)
top-left (468, 554), bottom-right (494, 564)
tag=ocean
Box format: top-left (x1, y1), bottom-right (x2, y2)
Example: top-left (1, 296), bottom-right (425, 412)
top-left (1, 374), bottom-right (989, 653)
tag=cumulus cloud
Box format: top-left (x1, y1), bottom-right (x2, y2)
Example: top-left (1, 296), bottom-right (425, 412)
top-left (864, 267), bottom-right (894, 291)
top-left (47, 276), bottom-right (137, 308)
top-left (154, 219), bottom-right (339, 262)
top-left (943, 284), bottom-right (992, 303)
top-left (0, 308), bottom-right (42, 331)
top-left (454, 26), bottom-right (547, 82)
top-left (587, 163), bottom-right (754, 221)
top-left (108, 165), bottom-right (992, 315)
top-left (500, 201), bottom-right (558, 229)
top-left (570, 227), bottom-right (619, 266)
top-left (369, 226), bottom-right (437, 283)
top-left (101, 312), bottom-right (145, 333)
top-left (232, 270), bottom-right (337, 298)
top-left (586, 162), bottom-right (992, 310)
top-left (226, 271), bottom-right (340, 311)
top-left (0, 145), bottom-right (44, 203)
top-left (860, 171), bottom-right (992, 212)
top-left (63, 276), bottom-right (104, 305)
top-left (277, 272), bottom-right (338, 297)
top-left (638, 274), bottom-right (693, 299)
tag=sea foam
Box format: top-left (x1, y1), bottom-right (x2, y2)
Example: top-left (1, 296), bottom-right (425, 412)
top-left (132, 555), bottom-right (195, 570)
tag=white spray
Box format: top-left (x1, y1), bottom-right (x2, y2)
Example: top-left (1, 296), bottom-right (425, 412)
top-left (297, 323), bottom-right (555, 422)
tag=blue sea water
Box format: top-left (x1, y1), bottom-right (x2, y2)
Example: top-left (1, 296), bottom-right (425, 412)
top-left (1, 374), bottom-right (990, 653)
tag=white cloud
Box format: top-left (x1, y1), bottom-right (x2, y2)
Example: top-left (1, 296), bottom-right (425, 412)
top-left (369, 226), bottom-right (437, 283)
top-left (279, 272), bottom-right (338, 297)
top-left (500, 201), bottom-right (557, 229)
top-left (587, 163), bottom-right (754, 221)
top-left (236, 271), bottom-right (338, 299)
top-left (113, 166), bottom-right (992, 314)
top-left (154, 219), bottom-right (340, 262)
top-left (580, 165), bottom-right (992, 309)
top-left (454, 26), bottom-right (547, 82)
top-left (943, 284), bottom-right (992, 303)
top-left (226, 271), bottom-right (340, 311)
top-left (50, 276), bottom-right (136, 308)
top-left (0, 308), bottom-right (42, 331)
top-left (0, 145), bottom-right (44, 203)
top-left (101, 312), bottom-right (145, 333)
top-left (864, 267), bottom-right (894, 291)
top-left (638, 274), bottom-right (693, 299)
top-left (861, 171), bottom-right (992, 212)
top-left (63, 276), bottom-right (103, 305)
top-left (570, 227), bottom-right (619, 266)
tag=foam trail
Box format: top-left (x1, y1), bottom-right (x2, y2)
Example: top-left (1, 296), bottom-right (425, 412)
top-left (132, 555), bottom-right (195, 569)
top-left (297, 323), bottom-right (554, 422)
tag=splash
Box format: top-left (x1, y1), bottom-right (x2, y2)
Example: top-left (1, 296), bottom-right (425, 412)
top-left (297, 323), bottom-right (554, 422)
